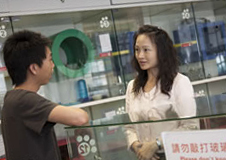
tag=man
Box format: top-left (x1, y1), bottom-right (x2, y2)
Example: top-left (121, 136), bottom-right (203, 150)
top-left (1, 30), bottom-right (89, 160)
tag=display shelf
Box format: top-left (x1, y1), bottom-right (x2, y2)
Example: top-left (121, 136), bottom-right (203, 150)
top-left (70, 75), bottom-right (226, 108)
top-left (191, 75), bottom-right (226, 86)
top-left (70, 95), bottom-right (126, 108)
top-left (2, 72), bottom-right (226, 109)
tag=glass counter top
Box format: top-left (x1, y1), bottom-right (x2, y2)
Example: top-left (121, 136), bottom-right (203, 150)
top-left (65, 113), bottom-right (226, 129)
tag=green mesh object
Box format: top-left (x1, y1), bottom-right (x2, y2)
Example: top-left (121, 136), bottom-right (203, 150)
top-left (51, 29), bottom-right (95, 78)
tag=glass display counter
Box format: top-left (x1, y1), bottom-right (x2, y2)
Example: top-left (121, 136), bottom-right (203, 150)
top-left (65, 113), bottom-right (226, 160)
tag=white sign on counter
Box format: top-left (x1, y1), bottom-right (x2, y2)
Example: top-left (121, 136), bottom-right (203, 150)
top-left (162, 129), bottom-right (226, 160)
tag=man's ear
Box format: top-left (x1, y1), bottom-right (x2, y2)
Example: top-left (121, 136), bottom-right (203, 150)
top-left (29, 64), bottom-right (39, 75)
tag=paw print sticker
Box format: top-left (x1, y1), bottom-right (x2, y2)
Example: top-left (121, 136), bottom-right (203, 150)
top-left (77, 135), bottom-right (97, 156)
top-left (116, 106), bottom-right (126, 115)
top-left (100, 16), bottom-right (110, 28)
top-left (182, 9), bottom-right (190, 20)
top-left (0, 25), bottom-right (7, 38)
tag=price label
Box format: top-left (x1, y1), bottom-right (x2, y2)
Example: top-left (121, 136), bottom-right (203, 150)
top-left (78, 142), bottom-right (90, 156)
top-left (0, 30), bottom-right (7, 38)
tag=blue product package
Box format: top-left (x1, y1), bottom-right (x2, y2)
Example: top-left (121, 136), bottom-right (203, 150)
top-left (77, 79), bottom-right (89, 102)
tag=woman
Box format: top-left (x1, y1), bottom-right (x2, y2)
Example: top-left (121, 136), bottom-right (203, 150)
top-left (125, 25), bottom-right (199, 160)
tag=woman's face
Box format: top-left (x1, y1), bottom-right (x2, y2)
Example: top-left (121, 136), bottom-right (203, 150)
top-left (135, 34), bottom-right (158, 71)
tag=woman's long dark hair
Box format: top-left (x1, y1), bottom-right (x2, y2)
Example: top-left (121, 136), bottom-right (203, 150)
top-left (132, 25), bottom-right (179, 97)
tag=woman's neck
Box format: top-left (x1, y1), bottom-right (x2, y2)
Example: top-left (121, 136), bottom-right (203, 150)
top-left (147, 68), bottom-right (158, 82)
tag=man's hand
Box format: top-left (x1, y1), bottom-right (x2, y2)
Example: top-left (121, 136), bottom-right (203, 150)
top-left (137, 141), bottom-right (159, 160)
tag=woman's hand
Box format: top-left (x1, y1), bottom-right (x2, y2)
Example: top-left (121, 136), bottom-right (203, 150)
top-left (131, 141), bottom-right (143, 154)
top-left (137, 141), bottom-right (159, 160)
